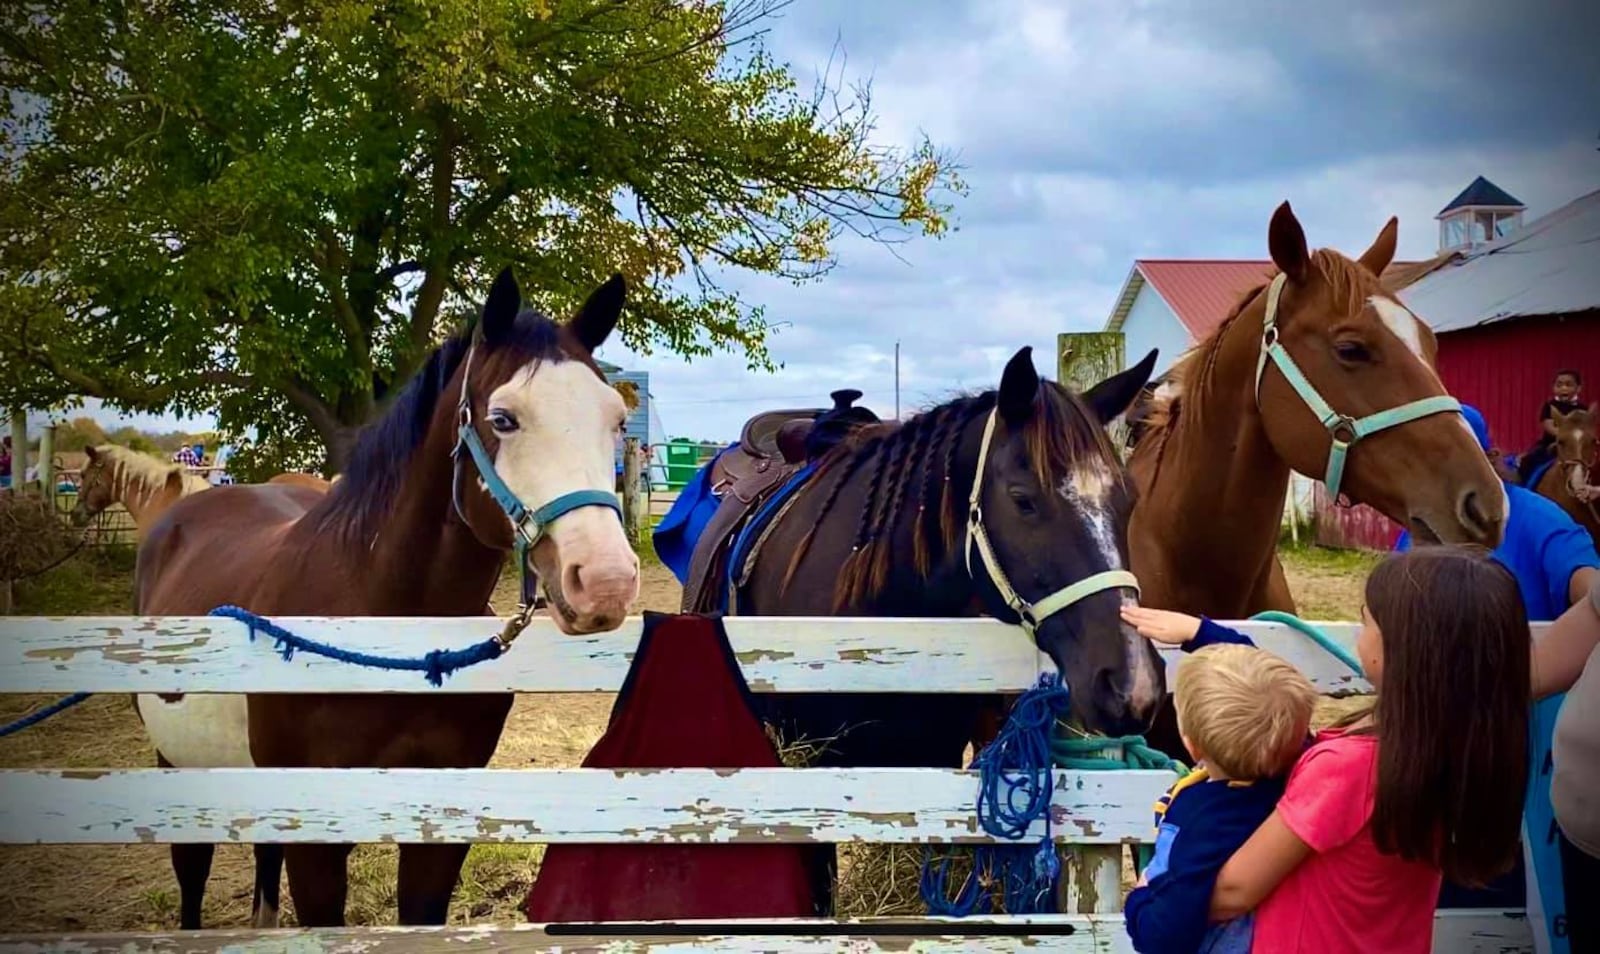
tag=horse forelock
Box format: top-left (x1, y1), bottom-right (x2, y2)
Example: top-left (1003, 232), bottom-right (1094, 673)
top-left (317, 307), bottom-right (569, 546)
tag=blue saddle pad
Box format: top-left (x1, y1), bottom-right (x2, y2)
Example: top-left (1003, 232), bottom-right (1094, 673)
top-left (651, 444), bottom-right (736, 586)
top-left (720, 462), bottom-right (820, 613)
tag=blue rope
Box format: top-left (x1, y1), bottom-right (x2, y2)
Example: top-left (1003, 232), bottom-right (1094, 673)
top-left (207, 605), bottom-right (506, 687)
top-left (1249, 610), bottom-right (1365, 675)
top-left (0, 692), bottom-right (92, 738)
top-left (921, 673), bottom-right (1071, 916)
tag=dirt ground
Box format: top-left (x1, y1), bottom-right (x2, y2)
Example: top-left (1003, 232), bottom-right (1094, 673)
top-left (0, 547), bottom-right (1371, 933)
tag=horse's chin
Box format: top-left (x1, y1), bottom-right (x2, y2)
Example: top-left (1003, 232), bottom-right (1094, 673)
top-left (1407, 516), bottom-right (1444, 545)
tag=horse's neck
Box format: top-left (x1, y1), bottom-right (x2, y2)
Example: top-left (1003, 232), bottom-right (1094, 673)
top-left (118, 467), bottom-right (175, 527)
top-left (350, 433), bottom-right (504, 616)
top-left (1137, 315), bottom-right (1292, 606)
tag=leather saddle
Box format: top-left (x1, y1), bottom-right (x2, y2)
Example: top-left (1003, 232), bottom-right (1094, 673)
top-left (683, 390), bottom-right (879, 613)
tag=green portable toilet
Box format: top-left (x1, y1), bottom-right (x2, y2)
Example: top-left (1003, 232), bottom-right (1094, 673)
top-left (663, 439), bottom-right (704, 490)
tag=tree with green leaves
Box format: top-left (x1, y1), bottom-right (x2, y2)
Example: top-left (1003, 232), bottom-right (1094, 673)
top-left (0, 0), bottom-right (961, 476)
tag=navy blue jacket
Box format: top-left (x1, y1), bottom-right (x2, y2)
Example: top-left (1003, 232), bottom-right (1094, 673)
top-left (1124, 618), bottom-right (1273, 954)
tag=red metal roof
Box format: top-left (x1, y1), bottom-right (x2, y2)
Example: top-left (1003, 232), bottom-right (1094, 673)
top-left (1135, 256), bottom-right (1452, 339)
top-left (1135, 260), bottom-right (1276, 338)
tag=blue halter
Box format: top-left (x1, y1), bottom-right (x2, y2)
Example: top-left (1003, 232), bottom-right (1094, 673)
top-left (450, 336), bottom-right (623, 609)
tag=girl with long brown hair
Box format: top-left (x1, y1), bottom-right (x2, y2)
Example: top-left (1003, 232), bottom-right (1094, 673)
top-left (1125, 546), bottom-right (1536, 952)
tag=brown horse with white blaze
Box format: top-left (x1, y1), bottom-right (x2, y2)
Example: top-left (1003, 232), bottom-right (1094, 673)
top-left (1533, 403), bottom-right (1599, 540)
top-left (134, 267), bottom-right (639, 928)
top-left (1127, 203), bottom-right (1505, 757)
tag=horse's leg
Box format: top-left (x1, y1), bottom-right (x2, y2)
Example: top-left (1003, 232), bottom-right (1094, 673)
top-left (154, 751), bottom-right (213, 931)
top-left (251, 844), bottom-right (283, 928)
top-left (283, 844), bottom-right (353, 927)
top-left (396, 844), bottom-right (471, 924)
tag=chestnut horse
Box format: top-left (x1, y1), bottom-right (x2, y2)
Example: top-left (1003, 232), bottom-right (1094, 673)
top-left (1533, 403), bottom-right (1599, 540)
top-left (72, 444), bottom-right (335, 542)
top-left (70, 445), bottom-right (213, 541)
top-left (734, 346), bottom-right (1162, 912)
top-left (134, 267), bottom-right (639, 928)
top-left (1128, 203), bottom-right (1505, 756)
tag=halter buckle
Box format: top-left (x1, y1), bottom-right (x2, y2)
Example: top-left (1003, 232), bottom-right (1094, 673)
top-left (1262, 326), bottom-right (1280, 348)
top-left (1329, 416), bottom-right (1358, 446)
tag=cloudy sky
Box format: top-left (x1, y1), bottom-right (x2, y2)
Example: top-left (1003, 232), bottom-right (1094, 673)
top-left (73, 0), bottom-right (1600, 444)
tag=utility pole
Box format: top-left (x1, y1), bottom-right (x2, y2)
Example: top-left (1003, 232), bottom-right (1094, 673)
top-left (894, 340), bottom-right (901, 420)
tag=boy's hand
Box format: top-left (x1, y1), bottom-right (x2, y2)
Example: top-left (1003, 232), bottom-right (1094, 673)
top-left (1120, 606), bottom-right (1203, 645)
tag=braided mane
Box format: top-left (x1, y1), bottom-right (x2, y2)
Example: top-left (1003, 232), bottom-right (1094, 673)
top-left (780, 382), bottom-right (1122, 610)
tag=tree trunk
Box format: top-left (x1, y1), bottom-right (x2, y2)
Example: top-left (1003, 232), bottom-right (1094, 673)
top-left (322, 425), bottom-right (362, 477)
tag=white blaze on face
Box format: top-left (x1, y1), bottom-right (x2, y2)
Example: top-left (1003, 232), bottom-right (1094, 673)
top-left (1058, 464), bottom-right (1161, 710)
top-left (487, 359), bottom-right (639, 619)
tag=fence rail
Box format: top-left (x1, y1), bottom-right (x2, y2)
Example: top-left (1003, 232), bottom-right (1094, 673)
top-left (0, 615), bottom-right (1537, 953)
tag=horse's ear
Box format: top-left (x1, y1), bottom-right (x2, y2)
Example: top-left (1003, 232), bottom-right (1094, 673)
top-left (1082, 348), bottom-right (1159, 424)
top-left (997, 346), bottom-right (1040, 425)
top-left (84, 445), bottom-right (99, 461)
top-left (482, 266), bottom-right (520, 345)
top-left (1358, 216), bottom-right (1399, 277)
top-left (569, 273), bottom-right (626, 354)
top-left (1268, 201), bottom-right (1310, 284)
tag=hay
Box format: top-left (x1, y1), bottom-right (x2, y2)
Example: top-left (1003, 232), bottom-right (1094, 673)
top-left (0, 492), bottom-right (80, 584)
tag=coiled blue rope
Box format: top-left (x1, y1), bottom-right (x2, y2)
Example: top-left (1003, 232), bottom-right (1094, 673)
top-left (1249, 610), bottom-right (1365, 675)
top-left (208, 605), bottom-right (507, 687)
top-left (0, 692), bottom-right (92, 738)
top-left (920, 672), bottom-right (1071, 916)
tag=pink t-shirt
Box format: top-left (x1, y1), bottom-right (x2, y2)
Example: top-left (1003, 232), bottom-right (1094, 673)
top-left (1251, 729), bottom-right (1441, 954)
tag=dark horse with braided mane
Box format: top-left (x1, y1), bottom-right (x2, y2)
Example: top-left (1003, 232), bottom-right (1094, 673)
top-left (703, 345), bottom-right (1160, 912)
top-left (134, 268), bottom-right (640, 929)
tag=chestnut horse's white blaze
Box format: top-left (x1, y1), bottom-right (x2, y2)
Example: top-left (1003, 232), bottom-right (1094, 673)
top-left (486, 358), bottom-right (639, 631)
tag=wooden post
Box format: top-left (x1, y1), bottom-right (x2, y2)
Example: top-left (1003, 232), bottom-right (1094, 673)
top-left (9, 409), bottom-right (24, 490)
top-left (38, 420), bottom-right (55, 508)
top-left (622, 437), bottom-right (642, 544)
top-left (1059, 736), bottom-right (1126, 914)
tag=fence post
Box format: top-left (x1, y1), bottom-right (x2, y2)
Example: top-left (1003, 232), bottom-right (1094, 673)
top-left (37, 421), bottom-right (55, 507)
top-left (8, 409), bottom-right (24, 490)
top-left (1059, 737), bottom-right (1126, 914)
top-left (622, 437), bottom-right (642, 543)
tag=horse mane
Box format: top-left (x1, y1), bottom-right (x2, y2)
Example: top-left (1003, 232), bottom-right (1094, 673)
top-left (1137, 249), bottom-right (1381, 483)
top-left (90, 444), bottom-right (207, 500)
top-left (315, 310), bottom-right (565, 546)
top-left (781, 382), bottom-right (1124, 611)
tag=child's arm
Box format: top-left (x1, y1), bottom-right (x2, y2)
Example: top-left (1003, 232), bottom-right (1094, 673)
top-left (1124, 821), bottom-right (1229, 954)
top-left (1207, 811), bottom-right (1312, 920)
top-left (1121, 607), bottom-right (1256, 651)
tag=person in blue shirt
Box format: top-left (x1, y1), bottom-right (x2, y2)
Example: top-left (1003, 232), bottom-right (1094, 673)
top-left (1120, 615), bottom-right (1317, 954)
top-left (1396, 403), bottom-right (1598, 954)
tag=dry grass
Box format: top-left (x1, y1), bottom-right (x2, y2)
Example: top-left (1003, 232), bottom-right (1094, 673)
top-left (0, 542), bottom-right (1371, 931)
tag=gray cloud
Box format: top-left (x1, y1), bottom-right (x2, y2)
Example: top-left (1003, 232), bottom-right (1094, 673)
top-left (86, 0), bottom-right (1600, 447)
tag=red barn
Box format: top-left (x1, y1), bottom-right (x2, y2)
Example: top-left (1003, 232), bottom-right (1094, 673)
top-left (1314, 182), bottom-right (1600, 550)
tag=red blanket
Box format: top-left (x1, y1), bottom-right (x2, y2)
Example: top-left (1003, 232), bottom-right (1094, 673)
top-left (522, 611), bottom-right (816, 922)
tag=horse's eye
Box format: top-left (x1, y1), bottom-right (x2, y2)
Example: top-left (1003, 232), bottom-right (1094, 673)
top-left (1333, 341), bottom-right (1371, 364)
top-left (488, 409), bottom-right (519, 434)
top-left (1008, 490), bottom-right (1038, 516)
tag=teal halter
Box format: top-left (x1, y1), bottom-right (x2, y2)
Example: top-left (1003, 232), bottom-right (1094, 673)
top-left (450, 336), bottom-right (623, 616)
top-left (965, 407), bottom-right (1140, 636)
top-left (1253, 273), bottom-right (1462, 503)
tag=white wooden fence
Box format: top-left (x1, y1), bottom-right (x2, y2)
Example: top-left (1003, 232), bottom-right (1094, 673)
top-left (0, 615), bottom-right (1537, 952)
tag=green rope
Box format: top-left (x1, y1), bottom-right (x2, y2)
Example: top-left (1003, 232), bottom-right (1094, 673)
top-left (1248, 610), bottom-right (1365, 675)
top-left (1051, 727), bottom-right (1187, 877)
top-left (1051, 733), bottom-right (1188, 774)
